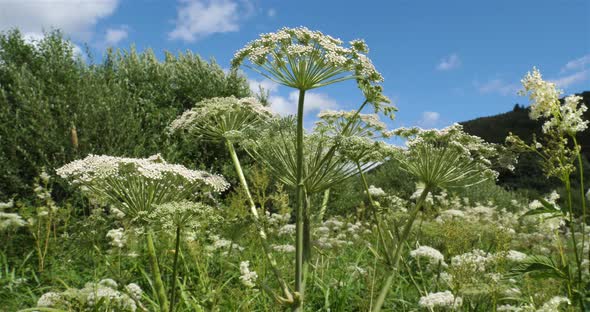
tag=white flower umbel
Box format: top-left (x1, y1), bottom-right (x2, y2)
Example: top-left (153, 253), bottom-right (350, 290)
top-left (169, 96), bottom-right (273, 142)
top-left (418, 291), bottom-right (462, 309)
top-left (367, 185), bottom-right (386, 197)
top-left (239, 261), bottom-right (258, 288)
top-left (57, 154), bottom-right (228, 222)
top-left (37, 292), bottom-right (62, 307)
top-left (106, 228), bottom-right (126, 249)
top-left (231, 27), bottom-right (383, 91)
top-left (410, 245), bottom-right (446, 266)
top-left (0, 199), bottom-right (14, 209)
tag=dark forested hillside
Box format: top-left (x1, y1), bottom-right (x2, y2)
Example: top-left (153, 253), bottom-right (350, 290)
top-left (460, 91), bottom-right (590, 193)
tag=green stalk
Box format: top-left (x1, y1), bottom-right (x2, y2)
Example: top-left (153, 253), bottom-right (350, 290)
top-left (294, 89), bottom-right (306, 311)
top-left (372, 186), bottom-right (430, 312)
top-left (572, 137), bottom-right (588, 274)
top-left (146, 229), bottom-right (169, 312)
top-left (317, 188), bottom-right (330, 223)
top-left (357, 162), bottom-right (392, 265)
top-left (169, 226), bottom-right (181, 312)
top-left (564, 176), bottom-right (582, 284)
top-left (226, 140), bottom-right (293, 303)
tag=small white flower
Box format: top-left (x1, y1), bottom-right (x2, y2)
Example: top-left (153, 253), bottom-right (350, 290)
top-left (418, 291), bottom-right (462, 309)
top-left (37, 292), bottom-right (61, 307)
top-left (410, 245), bottom-right (446, 266)
top-left (239, 261), bottom-right (258, 288)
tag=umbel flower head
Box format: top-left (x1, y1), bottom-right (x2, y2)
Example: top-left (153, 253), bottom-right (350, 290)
top-left (169, 96), bottom-right (274, 142)
top-left (57, 154), bottom-right (228, 223)
top-left (149, 200), bottom-right (213, 233)
top-left (231, 27), bottom-right (382, 90)
top-left (393, 124), bottom-right (504, 190)
top-left (231, 27), bottom-right (393, 115)
top-left (315, 109), bottom-right (397, 164)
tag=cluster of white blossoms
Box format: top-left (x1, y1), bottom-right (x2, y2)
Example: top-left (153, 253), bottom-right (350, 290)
top-left (451, 249), bottom-right (493, 272)
top-left (316, 110), bottom-right (388, 134)
top-left (0, 199), bottom-right (26, 231)
top-left (315, 218), bottom-right (369, 249)
top-left (56, 154), bottom-right (229, 193)
top-left (106, 228), bottom-right (126, 249)
top-left (231, 27), bottom-right (383, 85)
top-left (37, 279), bottom-right (142, 311)
top-left (169, 96), bottom-right (273, 142)
top-left (536, 296), bottom-right (570, 312)
top-left (271, 244), bottom-right (296, 253)
top-left (239, 261), bottom-right (258, 288)
top-left (410, 245), bottom-right (446, 266)
top-left (418, 291), bottom-right (462, 309)
top-left (205, 234), bottom-right (244, 254)
top-left (149, 201), bottom-right (213, 233)
top-left (519, 67), bottom-right (588, 134)
top-left (367, 185), bottom-right (387, 197)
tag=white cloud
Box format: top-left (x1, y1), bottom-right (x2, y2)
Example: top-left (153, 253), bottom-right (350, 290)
top-left (551, 70), bottom-right (589, 88)
top-left (169, 0), bottom-right (243, 42)
top-left (248, 78), bottom-right (279, 94)
top-left (475, 79), bottom-right (519, 96)
top-left (561, 54), bottom-right (590, 72)
top-left (418, 111), bottom-right (440, 128)
top-left (436, 53), bottom-right (461, 71)
top-left (0, 0), bottom-right (119, 40)
top-left (105, 26), bottom-right (128, 45)
top-left (269, 91), bottom-right (337, 116)
top-left (23, 32), bottom-right (84, 58)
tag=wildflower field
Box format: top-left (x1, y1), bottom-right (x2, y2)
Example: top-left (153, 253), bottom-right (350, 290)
top-left (1, 23), bottom-right (590, 312)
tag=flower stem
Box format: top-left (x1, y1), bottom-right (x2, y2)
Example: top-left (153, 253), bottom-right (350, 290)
top-left (356, 162), bottom-right (392, 266)
top-left (169, 226), bottom-right (181, 312)
top-left (372, 186), bottom-right (430, 312)
top-left (294, 89), bottom-right (306, 311)
top-left (225, 139), bottom-right (293, 304)
top-left (146, 229), bottom-right (169, 312)
top-left (572, 137), bottom-right (588, 275)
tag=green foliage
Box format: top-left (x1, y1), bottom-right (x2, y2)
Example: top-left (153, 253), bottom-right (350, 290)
top-left (0, 29), bottom-right (250, 200)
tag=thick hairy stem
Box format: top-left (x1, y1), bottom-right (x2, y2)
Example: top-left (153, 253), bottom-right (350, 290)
top-left (357, 162), bottom-right (392, 265)
top-left (294, 89), bottom-right (306, 311)
top-left (317, 188), bottom-right (330, 223)
top-left (372, 187), bottom-right (430, 312)
top-left (226, 140), bottom-right (293, 303)
top-left (146, 230), bottom-right (169, 312)
top-left (169, 226), bottom-right (181, 312)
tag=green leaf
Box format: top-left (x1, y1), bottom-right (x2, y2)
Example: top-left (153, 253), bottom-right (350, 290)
top-left (510, 255), bottom-right (568, 280)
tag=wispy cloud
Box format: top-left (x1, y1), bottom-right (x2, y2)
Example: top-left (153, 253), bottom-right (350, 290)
top-left (561, 54), bottom-right (590, 72)
top-left (169, 0), bottom-right (245, 42)
top-left (248, 78), bottom-right (279, 94)
top-left (551, 70), bottom-right (589, 88)
top-left (0, 0), bottom-right (119, 40)
top-left (436, 53), bottom-right (461, 71)
top-left (418, 111), bottom-right (441, 128)
top-left (105, 26), bottom-right (129, 45)
top-left (475, 79), bottom-right (519, 96)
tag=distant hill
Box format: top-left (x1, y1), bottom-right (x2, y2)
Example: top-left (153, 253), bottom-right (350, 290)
top-left (460, 91), bottom-right (590, 193)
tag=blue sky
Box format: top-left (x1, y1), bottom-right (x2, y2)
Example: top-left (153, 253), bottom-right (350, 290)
top-left (1, 0), bottom-right (588, 130)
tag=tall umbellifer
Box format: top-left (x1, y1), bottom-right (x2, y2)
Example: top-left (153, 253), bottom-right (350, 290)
top-left (57, 154), bottom-right (228, 312)
top-left (231, 27), bottom-right (390, 310)
top-left (370, 125), bottom-right (504, 312)
top-left (170, 96), bottom-right (295, 304)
